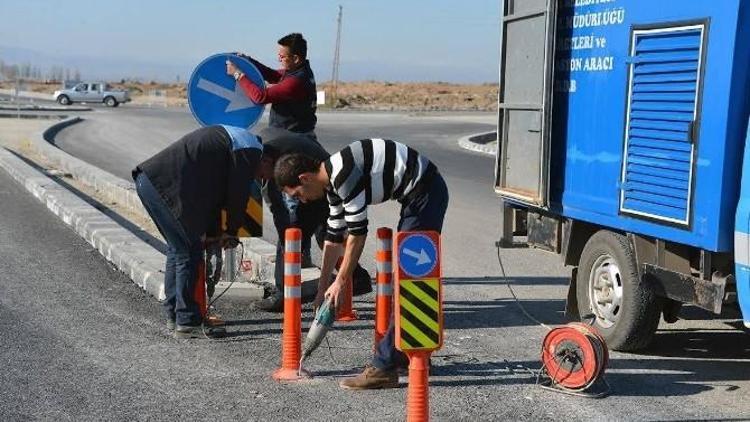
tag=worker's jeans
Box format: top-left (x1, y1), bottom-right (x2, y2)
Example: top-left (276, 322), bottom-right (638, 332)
top-left (135, 172), bottom-right (203, 326)
top-left (371, 173), bottom-right (449, 370)
top-left (263, 179), bottom-right (326, 291)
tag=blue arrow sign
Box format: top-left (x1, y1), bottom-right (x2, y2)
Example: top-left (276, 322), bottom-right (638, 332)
top-left (398, 233), bottom-right (438, 278)
top-left (187, 53), bottom-right (266, 129)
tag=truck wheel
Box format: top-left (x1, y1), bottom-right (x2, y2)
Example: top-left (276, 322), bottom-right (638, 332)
top-left (104, 96), bottom-right (118, 107)
top-left (576, 230), bottom-right (662, 351)
top-left (57, 95), bottom-right (71, 105)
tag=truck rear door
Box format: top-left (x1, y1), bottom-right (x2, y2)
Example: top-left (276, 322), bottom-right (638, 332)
top-left (494, 0), bottom-right (557, 208)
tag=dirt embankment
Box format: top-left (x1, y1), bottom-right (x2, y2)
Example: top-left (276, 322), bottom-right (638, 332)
top-left (2, 80), bottom-right (498, 111)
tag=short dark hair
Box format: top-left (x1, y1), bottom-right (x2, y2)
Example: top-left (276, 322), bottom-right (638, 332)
top-left (278, 33), bottom-right (307, 59)
top-left (261, 144), bottom-right (281, 161)
top-left (274, 153), bottom-right (321, 188)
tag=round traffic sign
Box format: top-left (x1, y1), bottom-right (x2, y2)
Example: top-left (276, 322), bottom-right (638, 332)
top-left (398, 233), bottom-right (438, 278)
top-left (187, 53), bottom-right (266, 129)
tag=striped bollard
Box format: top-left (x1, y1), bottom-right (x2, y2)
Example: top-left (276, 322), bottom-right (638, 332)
top-left (335, 239), bottom-right (358, 322)
top-left (272, 228), bottom-right (309, 381)
top-left (374, 227), bottom-right (393, 347)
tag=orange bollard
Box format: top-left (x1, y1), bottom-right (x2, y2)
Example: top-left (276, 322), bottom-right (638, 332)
top-left (406, 352), bottom-right (431, 422)
top-left (273, 228), bottom-right (309, 381)
top-left (194, 259), bottom-right (208, 319)
top-left (335, 254), bottom-right (359, 322)
top-left (195, 247), bottom-right (225, 327)
top-left (374, 227), bottom-right (393, 346)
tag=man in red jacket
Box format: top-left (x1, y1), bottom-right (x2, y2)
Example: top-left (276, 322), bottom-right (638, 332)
top-left (227, 33), bottom-right (319, 269)
top-left (226, 33), bottom-right (317, 140)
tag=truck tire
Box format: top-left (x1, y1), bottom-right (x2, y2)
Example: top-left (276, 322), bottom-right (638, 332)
top-left (576, 230), bottom-right (662, 351)
top-left (57, 95), bottom-right (71, 105)
top-left (104, 96), bottom-right (118, 107)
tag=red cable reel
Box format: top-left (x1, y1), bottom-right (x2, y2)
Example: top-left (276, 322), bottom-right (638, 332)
top-left (540, 323), bottom-right (608, 392)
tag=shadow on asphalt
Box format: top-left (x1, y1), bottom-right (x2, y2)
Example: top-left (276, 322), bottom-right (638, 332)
top-left (427, 323), bottom-right (750, 395)
top-left (442, 276), bottom-right (569, 286)
top-left (443, 298), bottom-right (568, 330)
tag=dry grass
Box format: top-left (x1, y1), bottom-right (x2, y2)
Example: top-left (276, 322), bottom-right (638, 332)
top-left (1, 80), bottom-right (498, 111)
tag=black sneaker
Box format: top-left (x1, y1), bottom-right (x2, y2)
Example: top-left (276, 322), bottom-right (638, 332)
top-left (174, 324), bottom-right (225, 339)
top-left (352, 267), bottom-right (373, 296)
top-left (258, 292), bottom-right (284, 312)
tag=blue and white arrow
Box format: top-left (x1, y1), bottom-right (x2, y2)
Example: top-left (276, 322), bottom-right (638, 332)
top-left (196, 78), bottom-right (254, 112)
top-left (403, 248), bottom-right (432, 266)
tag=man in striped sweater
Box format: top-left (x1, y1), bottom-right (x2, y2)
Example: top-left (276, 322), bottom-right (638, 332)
top-left (274, 138), bottom-right (449, 390)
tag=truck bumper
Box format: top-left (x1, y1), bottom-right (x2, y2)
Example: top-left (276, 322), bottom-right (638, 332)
top-left (643, 264), bottom-right (729, 314)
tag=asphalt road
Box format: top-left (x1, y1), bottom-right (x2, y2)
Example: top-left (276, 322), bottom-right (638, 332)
top-left (3, 106), bottom-right (749, 420)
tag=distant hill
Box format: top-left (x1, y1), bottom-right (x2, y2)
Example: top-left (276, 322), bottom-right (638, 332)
top-left (0, 45), bottom-right (498, 84)
top-left (0, 45), bottom-right (191, 83)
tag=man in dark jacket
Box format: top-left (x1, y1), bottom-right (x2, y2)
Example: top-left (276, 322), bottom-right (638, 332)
top-left (227, 33), bottom-right (317, 139)
top-left (256, 127), bottom-right (371, 312)
top-left (132, 125), bottom-right (262, 338)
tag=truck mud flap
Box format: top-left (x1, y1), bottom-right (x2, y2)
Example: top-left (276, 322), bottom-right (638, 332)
top-left (642, 264), bottom-right (730, 314)
top-left (565, 267), bottom-right (579, 319)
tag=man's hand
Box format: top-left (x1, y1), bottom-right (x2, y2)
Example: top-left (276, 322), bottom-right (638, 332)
top-left (232, 52), bottom-right (252, 60)
top-left (220, 233), bottom-right (239, 249)
top-left (225, 60), bottom-right (239, 76)
top-left (324, 277), bottom-right (345, 308)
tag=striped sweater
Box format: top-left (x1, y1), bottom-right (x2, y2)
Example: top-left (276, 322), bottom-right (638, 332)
top-left (324, 138), bottom-right (436, 242)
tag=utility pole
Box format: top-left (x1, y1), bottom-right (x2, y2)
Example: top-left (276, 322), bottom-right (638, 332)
top-left (330, 5), bottom-right (343, 107)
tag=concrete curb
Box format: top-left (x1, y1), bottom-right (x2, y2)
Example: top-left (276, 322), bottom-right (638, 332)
top-left (458, 131), bottom-right (497, 156)
top-left (19, 118), bottom-right (277, 299)
top-left (0, 147), bottom-right (167, 299)
top-left (0, 104), bottom-right (91, 112)
top-left (0, 113), bottom-right (71, 120)
top-left (34, 117), bottom-right (147, 219)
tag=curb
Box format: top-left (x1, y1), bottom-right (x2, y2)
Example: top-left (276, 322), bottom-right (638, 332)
top-left (0, 147), bottom-right (167, 299)
top-left (0, 104), bottom-right (92, 112)
top-left (16, 118), bottom-right (278, 299)
top-left (0, 113), bottom-right (71, 120)
top-left (458, 131), bottom-right (497, 156)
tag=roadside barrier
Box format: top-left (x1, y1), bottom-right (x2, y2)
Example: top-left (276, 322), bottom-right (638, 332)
top-left (273, 228), bottom-right (308, 381)
top-left (374, 227), bottom-right (394, 347)
top-left (395, 231), bottom-right (443, 422)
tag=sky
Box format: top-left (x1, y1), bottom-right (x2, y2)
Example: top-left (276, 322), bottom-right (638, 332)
top-left (0, 0), bottom-right (501, 83)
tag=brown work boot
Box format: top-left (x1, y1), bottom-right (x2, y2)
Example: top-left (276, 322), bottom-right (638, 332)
top-left (339, 365), bottom-right (399, 390)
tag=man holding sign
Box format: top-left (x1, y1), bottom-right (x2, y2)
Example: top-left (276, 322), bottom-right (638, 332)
top-left (227, 33), bottom-right (318, 140)
top-left (273, 138), bottom-right (449, 389)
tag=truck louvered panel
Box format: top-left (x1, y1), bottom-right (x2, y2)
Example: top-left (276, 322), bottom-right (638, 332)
top-left (620, 26), bottom-right (703, 225)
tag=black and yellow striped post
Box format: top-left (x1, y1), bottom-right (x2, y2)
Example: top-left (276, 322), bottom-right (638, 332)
top-left (395, 231), bottom-right (442, 422)
top-left (220, 180), bottom-right (263, 237)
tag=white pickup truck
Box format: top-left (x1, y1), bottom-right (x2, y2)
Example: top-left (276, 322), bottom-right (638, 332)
top-left (54, 82), bottom-right (131, 107)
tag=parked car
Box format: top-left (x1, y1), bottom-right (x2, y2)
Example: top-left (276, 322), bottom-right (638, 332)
top-left (54, 82), bottom-right (130, 107)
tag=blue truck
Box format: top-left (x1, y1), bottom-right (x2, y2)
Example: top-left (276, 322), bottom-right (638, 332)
top-left (494, 0), bottom-right (750, 350)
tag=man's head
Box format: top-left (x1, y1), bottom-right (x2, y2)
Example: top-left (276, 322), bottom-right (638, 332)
top-left (277, 33), bottom-right (307, 71)
top-left (274, 153), bottom-right (326, 203)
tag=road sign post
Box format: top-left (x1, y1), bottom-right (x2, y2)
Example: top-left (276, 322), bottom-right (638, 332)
top-left (395, 231), bottom-right (442, 422)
